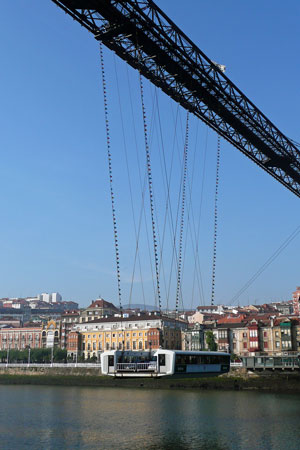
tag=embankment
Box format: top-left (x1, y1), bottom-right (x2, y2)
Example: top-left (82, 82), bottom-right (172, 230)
top-left (0, 367), bottom-right (299, 392)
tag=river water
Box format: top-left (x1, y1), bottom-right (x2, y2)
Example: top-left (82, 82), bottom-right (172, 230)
top-left (0, 385), bottom-right (299, 449)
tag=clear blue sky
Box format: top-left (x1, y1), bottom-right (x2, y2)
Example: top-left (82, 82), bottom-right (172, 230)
top-left (0, 1), bottom-right (299, 308)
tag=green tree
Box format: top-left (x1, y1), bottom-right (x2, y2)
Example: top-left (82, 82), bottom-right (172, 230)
top-left (53, 348), bottom-right (67, 363)
top-left (206, 331), bottom-right (218, 351)
top-left (0, 351), bottom-right (6, 362)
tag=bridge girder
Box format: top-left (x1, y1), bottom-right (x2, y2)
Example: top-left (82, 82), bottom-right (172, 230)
top-left (52, 0), bottom-right (300, 198)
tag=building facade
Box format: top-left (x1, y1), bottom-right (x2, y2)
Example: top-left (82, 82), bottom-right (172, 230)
top-left (80, 299), bottom-right (120, 323)
top-left (69, 314), bottom-right (186, 360)
top-left (0, 327), bottom-right (42, 350)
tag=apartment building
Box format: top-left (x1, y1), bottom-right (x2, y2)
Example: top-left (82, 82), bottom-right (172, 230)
top-left (69, 313), bottom-right (187, 360)
top-left (0, 327), bottom-right (42, 350)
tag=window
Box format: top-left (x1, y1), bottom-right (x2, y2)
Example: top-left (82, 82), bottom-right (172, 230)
top-left (138, 341), bottom-right (143, 349)
top-left (275, 331), bottom-right (279, 337)
top-left (243, 342), bottom-right (247, 349)
top-left (93, 342), bottom-right (96, 350)
top-left (112, 342), bottom-right (115, 349)
top-left (159, 354), bottom-right (166, 366)
top-left (133, 341), bottom-right (136, 349)
top-left (108, 355), bottom-right (114, 366)
top-left (126, 333), bottom-right (130, 337)
top-left (263, 332), bottom-right (267, 337)
top-left (219, 330), bottom-right (227, 339)
top-left (243, 332), bottom-right (247, 338)
top-left (139, 332), bottom-right (142, 337)
top-left (264, 342), bottom-right (268, 348)
top-left (126, 341), bottom-right (130, 350)
top-left (133, 333), bottom-right (136, 337)
top-left (112, 334), bottom-right (115, 338)
top-left (276, 341), bottom-right (280, 348)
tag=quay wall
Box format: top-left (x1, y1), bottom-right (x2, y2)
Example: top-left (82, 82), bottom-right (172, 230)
top-left (0, 367), bottom-right (299, 392)
top-left (0, 366), bottom-right (102, 377)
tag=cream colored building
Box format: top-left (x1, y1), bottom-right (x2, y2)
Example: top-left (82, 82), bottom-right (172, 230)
top-left (73, 313), bottom-right (187, 360)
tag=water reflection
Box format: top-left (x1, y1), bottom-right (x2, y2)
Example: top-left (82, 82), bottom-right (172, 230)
top-left (0, 386), bottom-right (299, 449)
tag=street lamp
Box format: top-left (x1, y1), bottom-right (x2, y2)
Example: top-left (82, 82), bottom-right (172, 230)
top-left (6, 345), bottom-right (10, 367)
top-left (28, 345), bottom-right (31, 367)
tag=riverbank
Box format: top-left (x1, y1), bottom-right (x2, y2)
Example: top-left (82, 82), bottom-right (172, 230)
top-left (0, 368), bottom-right (299, 392)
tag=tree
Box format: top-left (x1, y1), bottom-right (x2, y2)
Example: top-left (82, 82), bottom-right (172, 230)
top-left (206, 331), bottom-right (218, 351)
top-left (53, 348), bottom-right (67, 363)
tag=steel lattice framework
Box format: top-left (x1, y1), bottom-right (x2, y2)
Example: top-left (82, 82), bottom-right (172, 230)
top-left (52, 0), bottom-right (300, 197)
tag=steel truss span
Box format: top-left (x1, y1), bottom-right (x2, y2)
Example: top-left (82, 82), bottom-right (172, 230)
top-left (52, 0), bottom-right (300, 198)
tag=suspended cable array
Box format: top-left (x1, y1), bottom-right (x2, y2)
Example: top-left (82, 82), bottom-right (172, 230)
top-left (138, 72), bottom-right (162, 312)
top-left (100, 43), bottom-right (122, 314)
top-left (211, 134), bottom-right (221, 306)
top-left (230, 224), bottom-right (300, 305)
top-left (175, 112), bottom-right (189, 318)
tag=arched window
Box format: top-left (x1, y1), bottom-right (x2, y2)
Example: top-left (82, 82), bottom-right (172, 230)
top-left (139, 341), bottom-right (143, 350)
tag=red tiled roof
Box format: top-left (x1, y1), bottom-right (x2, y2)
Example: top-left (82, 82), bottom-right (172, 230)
top-left (217, 315), bottom-right (246, 324)
top-left (88, 299), bottom-right (118, 310)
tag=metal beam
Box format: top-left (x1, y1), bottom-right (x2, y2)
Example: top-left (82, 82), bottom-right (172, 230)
top-left (52, 0), bottom-right (300, 197)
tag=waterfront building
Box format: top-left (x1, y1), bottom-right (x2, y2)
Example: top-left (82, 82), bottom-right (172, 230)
top-left (61, 310), bottom-right (81, 349)
top-left (41, 320), bottom-right (61, 348)
top-left (70, 313), bottom-right (187, 360)
top-left (67, 331), bottom-right (81, 360)
top-left (182, 323), bottom-right (205, 351)
top-left (0, 327), bottom-right (42, 350)
top-left (259, 323), bottom-right (273, 354)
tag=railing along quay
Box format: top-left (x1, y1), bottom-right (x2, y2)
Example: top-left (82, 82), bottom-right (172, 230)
top-left (0, 363), bottom-right (101, 368)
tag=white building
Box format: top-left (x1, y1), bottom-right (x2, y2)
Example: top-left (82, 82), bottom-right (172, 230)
top-left (51, 293), bottom-right (62, 303)
top-left (38, 293), bottom-right (62, 303)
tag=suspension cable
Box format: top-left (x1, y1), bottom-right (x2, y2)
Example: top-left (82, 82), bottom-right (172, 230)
top-left (138, 72), bottom-right (162, 312)
top-left (211, 134), bottom-right (221, 306)
top-left (230, 223), bottom-right (300, 305)
top-left (100, 43), bottom-right (122, 314)
top-left (175, 112), bottom-right (189, 318)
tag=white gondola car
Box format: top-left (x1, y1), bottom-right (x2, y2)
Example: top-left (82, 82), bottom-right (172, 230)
top-left (101, 349), bottom-right (230, 377)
